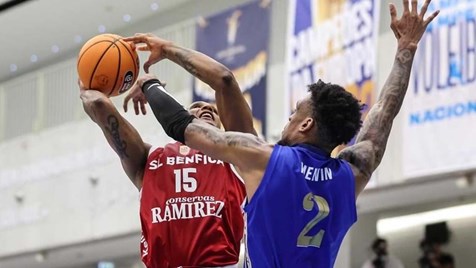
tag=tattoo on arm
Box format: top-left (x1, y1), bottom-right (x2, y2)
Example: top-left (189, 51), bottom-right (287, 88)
top-left (105, 115), bottom-right (129, 159)
top-left (187, 122), bottom-right (264, 149)
top-left (163, 46), bottom-right (201, 78)
top-left (345, 47), bottom-right (415, 175)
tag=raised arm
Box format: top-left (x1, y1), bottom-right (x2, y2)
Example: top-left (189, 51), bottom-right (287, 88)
top-left (338, 0), bottom-right (439, 196)
top-left (80, 82), bottom-right (150, 190)
top-left (123, 33), bottom-right (256, 135)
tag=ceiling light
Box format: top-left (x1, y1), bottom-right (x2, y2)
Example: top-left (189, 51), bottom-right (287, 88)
top-left (30, 54), bottom-right (38, 63)
top-left (150, 2), bottom-right (159, 11)
top-left (51, 45), bottom-right (60, 53)
top-left (377, 203), bottom-right (476, 235)
top-left (123, 14), bottom-right (131, 22)
top-left (98, 25), bottom-right (106, 33)
top-left (9, 64), bottom-right (17, 72)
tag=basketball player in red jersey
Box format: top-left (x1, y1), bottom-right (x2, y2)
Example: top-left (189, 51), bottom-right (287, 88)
top-left (80, 33), bottom-right (256, 267)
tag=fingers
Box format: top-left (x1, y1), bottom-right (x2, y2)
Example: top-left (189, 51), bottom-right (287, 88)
top-left (123, 94), bottom-right (132, 112)
top-left (144, 60), bottom-right (151, 74)
top-left (133, 99), bottom-right (140, 115)
top-left (411, 0), bottom-right (418, 14)
top-left (420, 0), bottom-right (430, 17)
top-left (78, 79), bottom-right (88, 92)
top-left (403, 0), bottom-right (410, 13)
top-left (140, 100), bottom-right (147, 115)
top-left (389, 3), bottom-right (398, 23)
top-left (424, 9), bottom-right (440, 26)
top-left (137, 45), bottom-right (150, 51)
top-left (389, 3), bottom-right (400, 39)
top-left (122, 33), bottom-right (149, 44)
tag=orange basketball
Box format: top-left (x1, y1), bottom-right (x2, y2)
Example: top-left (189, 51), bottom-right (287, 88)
top-left (77, 34), bottom-right (140, 97)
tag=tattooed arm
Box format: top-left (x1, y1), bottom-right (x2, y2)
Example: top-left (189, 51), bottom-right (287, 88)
top-left (123, 33), bottom-right (256, 135)
top-left (184, 119), bottom-right (271, 198)
top-left (338, 0), bottom-right (439, 197)
top-left (80, 85), bottom-right (150, 190)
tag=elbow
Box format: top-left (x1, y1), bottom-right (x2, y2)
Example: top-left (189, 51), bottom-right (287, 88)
top-left (221, 70), bottom-right (235, 87)
top-left (213, 69), bottom-right (236, 90)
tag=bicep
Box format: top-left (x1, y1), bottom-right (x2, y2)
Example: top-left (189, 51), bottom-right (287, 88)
top-left (92, 99), bottom-right (148, 189)
top-left (337, 141), bottom-right (376, 197)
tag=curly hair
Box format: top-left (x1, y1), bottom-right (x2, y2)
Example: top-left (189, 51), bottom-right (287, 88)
top-left (308, 80), bottom-right (364, 149)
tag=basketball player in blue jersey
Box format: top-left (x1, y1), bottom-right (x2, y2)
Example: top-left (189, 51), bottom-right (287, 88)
top-left (138, 0), bottom-right (439, 266)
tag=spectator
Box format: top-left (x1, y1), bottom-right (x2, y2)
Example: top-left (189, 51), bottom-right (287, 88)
top-left (362, 238), bottom-right (405, 268)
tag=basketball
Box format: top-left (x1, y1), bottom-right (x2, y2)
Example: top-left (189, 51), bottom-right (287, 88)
top-left (77, 34), bottom-right (140, 97)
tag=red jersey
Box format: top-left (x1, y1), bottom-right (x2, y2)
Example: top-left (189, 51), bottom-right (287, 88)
top-left (140, 142), bottom-right (246, 268)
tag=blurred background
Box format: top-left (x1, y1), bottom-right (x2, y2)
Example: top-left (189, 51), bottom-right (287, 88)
top-left (0, 0), bottom-right (475, 267)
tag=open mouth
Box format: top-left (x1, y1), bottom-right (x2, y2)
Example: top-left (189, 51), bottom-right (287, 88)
top-left (199, 111), bottom-right (214, 121)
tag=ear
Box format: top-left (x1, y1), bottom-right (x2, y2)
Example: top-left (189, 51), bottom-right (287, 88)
top-left (299, 117), bottom-right (315, 133)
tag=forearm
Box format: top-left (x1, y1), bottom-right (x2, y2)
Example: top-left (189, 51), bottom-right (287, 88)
top-left (163, 44), bottom-right (233, 90)
top-left (163, 44), bottom-right (256, 134)
top-left (376, 40), bottom-right (416, 113)
top-left (185, 120), bottom-right (268, 169)
top-left (80, 90), bottom-right (147, 187)
top-left (356, 41), bottom-right (416, 145)
top-left (142, 79), bottom-right (195, 143)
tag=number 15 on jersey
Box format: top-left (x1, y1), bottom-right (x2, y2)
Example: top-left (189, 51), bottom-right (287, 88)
top-left (174, 168), bottom-right (197, 193)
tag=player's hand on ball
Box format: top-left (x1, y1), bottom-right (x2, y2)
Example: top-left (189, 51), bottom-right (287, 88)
top-left (123, 33), bottom-right (173, 73)
top-left (78, 78), bottom-right (106, 99)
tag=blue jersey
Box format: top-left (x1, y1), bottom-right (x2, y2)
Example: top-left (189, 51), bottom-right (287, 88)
top-left (244, 144), bottom-right (357, 268)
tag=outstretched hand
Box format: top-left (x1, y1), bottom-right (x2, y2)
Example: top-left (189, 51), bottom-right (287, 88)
top-left (123, 33), bottom-right (173, 73)
top-left (123, 73), bottom-right (164, 115)
top-left (389, 0), bottom-right (439, 48)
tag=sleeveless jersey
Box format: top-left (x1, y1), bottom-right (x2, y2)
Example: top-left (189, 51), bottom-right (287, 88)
top-left (244, 144), bottom-right (357, 268)
top-left (140, 142), bottom-right (246, 268)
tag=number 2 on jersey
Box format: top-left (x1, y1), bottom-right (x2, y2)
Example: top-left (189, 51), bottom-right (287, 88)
top-left (297, 193), bottom-right (330, 247)
top-left (174, 168), bottom-right (197, 193)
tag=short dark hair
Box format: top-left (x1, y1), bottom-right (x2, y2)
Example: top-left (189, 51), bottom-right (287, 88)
top-left (308, 80), bottom-right (364, 148)
top-left (372, 238), bottom-right (387, 250)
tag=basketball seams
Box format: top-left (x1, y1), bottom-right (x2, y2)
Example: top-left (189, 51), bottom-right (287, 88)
top-left (107, 40), bottom-right (122, 96)
top-left (116, 39), bottom-right (139, 73)
top-left (88, 40), bottom-right (117, 89)
top-left (116, 40), bottom-right (140, 91)
top-left (78, 34), bottom-right (139, 96)
top-left (77, 40), bottom-right (114, 79)
top-left (77, 35), bottom-right (118, 67)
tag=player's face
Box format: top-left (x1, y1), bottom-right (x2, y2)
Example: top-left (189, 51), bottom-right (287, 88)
top-left (188, 101), bottom-right (221, 128)
top-left (279, 95), bottom-right (313, 146)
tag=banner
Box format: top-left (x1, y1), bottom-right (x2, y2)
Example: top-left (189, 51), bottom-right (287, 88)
top-left (403, 0), bottom-right (476, 178)
top-left (286, 0), bottom-right (379, 122)
top-left (193, 1), bottom-right (270, 136)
